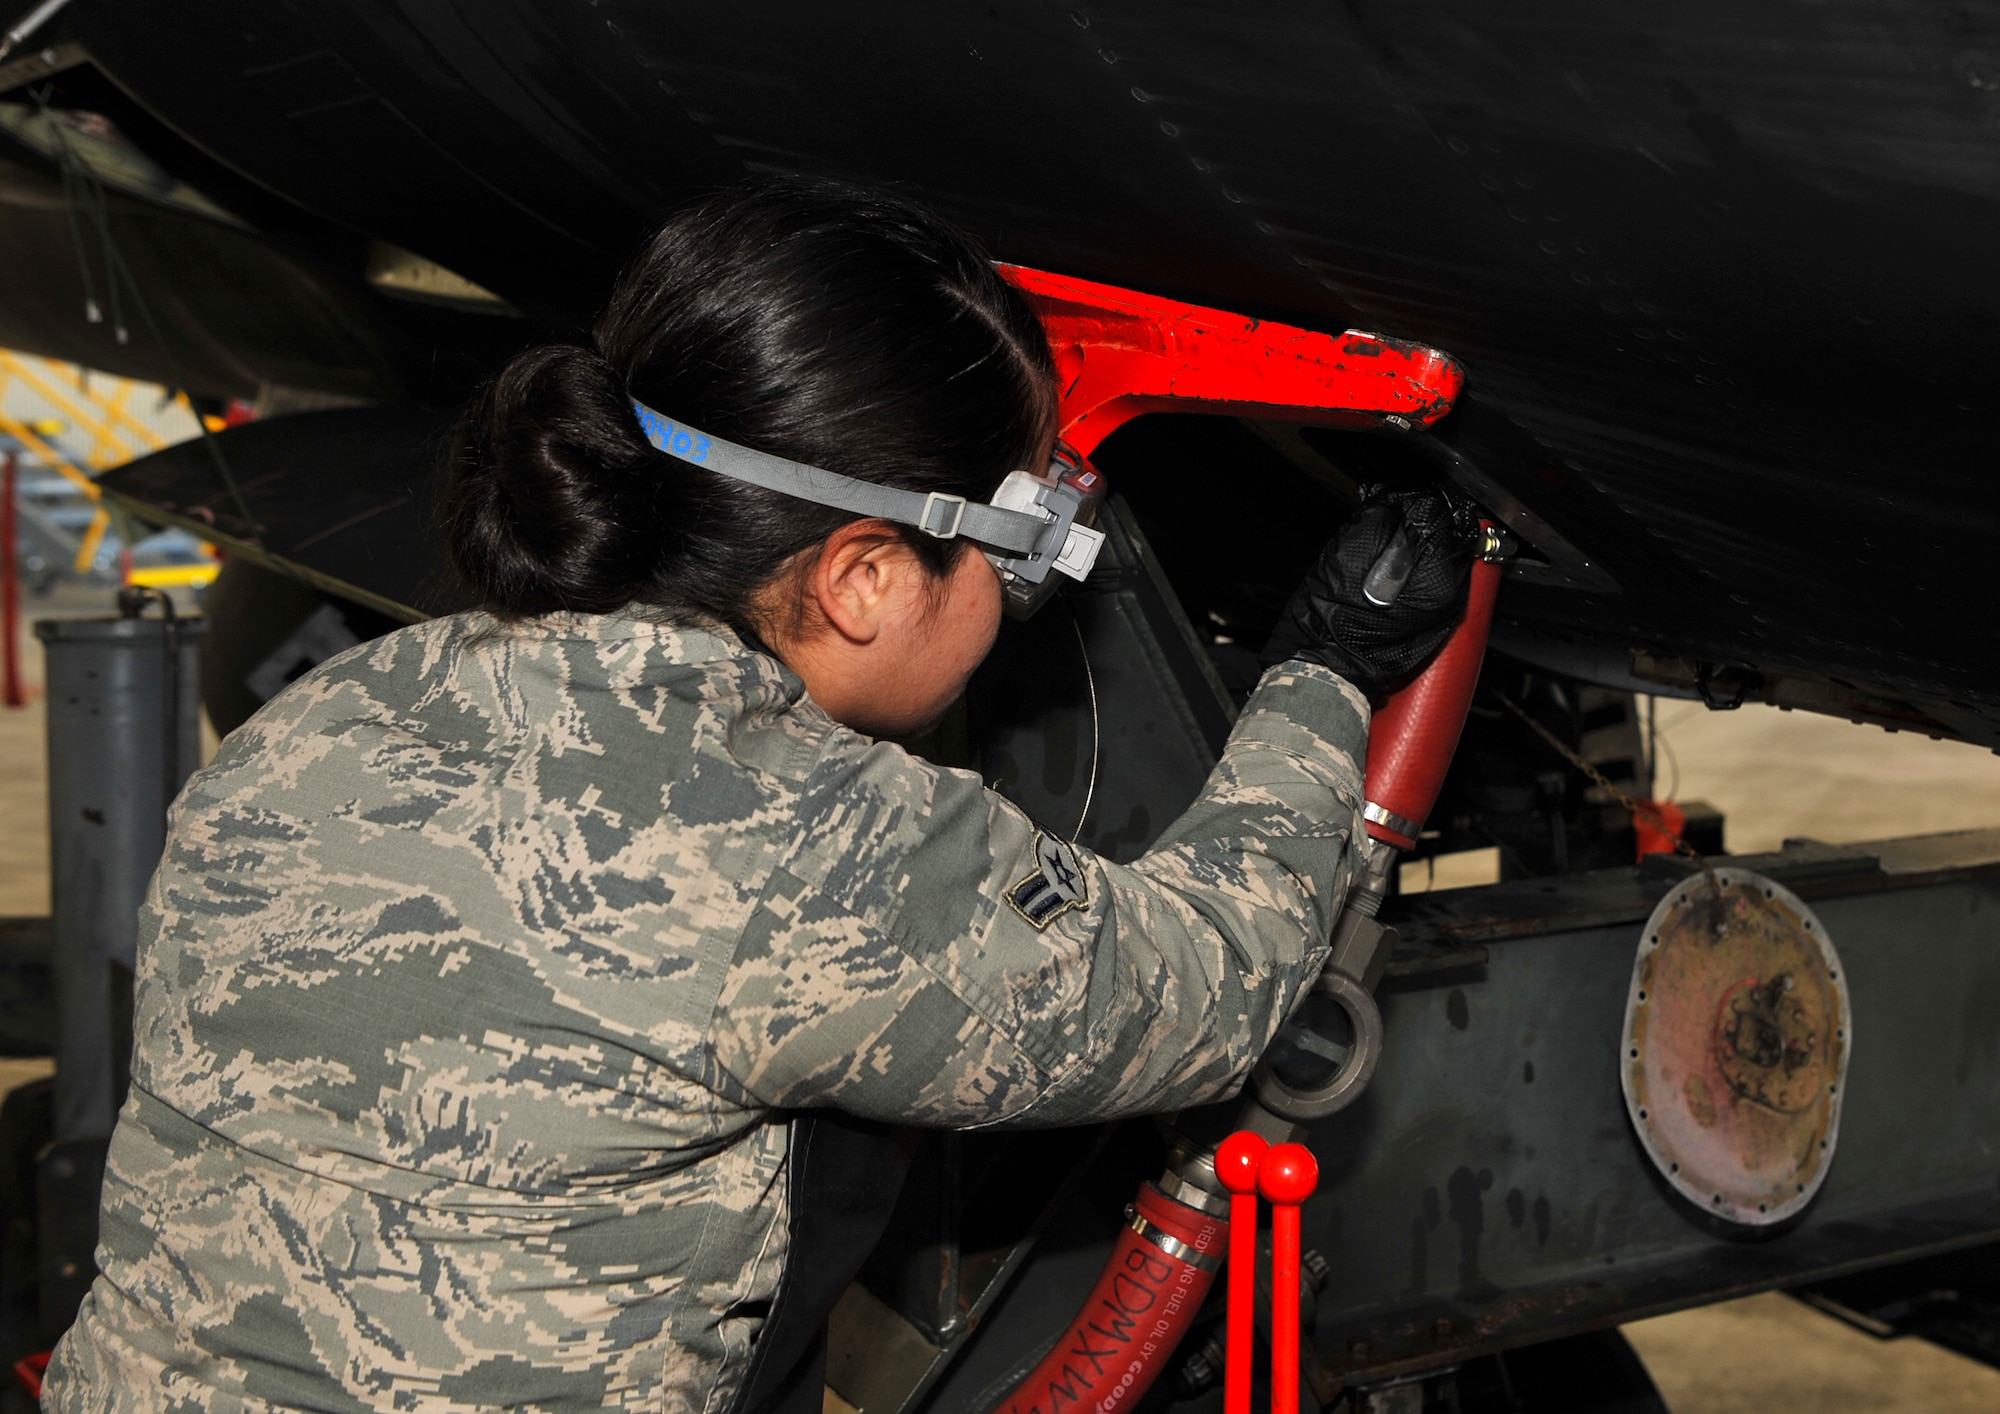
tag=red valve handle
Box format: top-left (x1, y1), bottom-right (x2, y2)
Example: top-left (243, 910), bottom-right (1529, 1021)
top-left (0, 453), bottom-right (21, 709)
top-left (1215, 1132), bottom-right (1268, 1414)
top-left (1362, 535), bottom-right (1503, 849)
top-left (1259, 1144), bottom-right (1320, 1414)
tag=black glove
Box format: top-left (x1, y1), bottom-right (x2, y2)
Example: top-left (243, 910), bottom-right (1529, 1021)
top-left (1262, 483), bottom-right (1480, 699)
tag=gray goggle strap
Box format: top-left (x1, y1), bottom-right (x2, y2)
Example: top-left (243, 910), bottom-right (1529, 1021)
top-left (632, 401), bottom-right (1052, 559)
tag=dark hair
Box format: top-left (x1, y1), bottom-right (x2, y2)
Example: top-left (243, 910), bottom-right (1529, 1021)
top-left (441, 177), bottom-right (1057, 637)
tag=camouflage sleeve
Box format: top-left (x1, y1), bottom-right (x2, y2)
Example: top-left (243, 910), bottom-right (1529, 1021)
top-left (710, 661), bottom-right (1368, 1127)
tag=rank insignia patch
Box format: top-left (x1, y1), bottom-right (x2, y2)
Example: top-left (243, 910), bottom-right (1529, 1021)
top-left (1008, 831), bottom-right (1089, 929)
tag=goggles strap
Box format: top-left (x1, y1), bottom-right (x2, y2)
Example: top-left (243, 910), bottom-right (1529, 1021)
top-left (632, 401), bottom-right (1050, 558)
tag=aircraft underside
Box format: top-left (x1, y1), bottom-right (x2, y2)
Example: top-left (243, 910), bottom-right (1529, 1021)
top-left (1, 5), bottom-right (1997, 1410)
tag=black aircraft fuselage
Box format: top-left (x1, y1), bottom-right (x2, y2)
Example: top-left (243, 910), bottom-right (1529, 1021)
top-left (3, 2), bottom-right (1996, 746)
top-left (6, 9), bottom-right (2000, 1409)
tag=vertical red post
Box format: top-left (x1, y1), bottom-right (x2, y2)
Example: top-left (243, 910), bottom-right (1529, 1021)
top-left (1, 450), bottom-right (21, 709)
top-left (1259, 1142), bottom-right (1320, 1414)
top-left (1215, 1131), bottom-right (1268, 1414)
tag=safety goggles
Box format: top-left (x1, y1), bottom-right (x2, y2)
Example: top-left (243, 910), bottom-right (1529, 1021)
top-left (633, 401), bottom-right (1107, 619)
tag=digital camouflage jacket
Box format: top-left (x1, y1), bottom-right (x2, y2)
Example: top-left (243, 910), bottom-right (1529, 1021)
top-left (45, 609), bottom-right (1368, 1413)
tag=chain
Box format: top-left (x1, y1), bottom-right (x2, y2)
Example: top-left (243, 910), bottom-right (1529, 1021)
top-left (1494, 690), bottom-right (1722, 902)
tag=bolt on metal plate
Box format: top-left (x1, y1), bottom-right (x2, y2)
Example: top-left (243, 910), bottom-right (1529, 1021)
top-left (1621, 866), bottom-right (1851, 1226)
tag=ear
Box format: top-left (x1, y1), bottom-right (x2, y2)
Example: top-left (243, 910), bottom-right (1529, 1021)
top-left (808, 520), bottom-right (925, 645)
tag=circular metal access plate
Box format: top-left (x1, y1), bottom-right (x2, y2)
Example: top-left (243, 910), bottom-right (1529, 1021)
top-left (1621, 867), bottom-right (1851, 1226)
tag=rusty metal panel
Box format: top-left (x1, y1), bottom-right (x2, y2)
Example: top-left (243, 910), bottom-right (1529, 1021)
top-left (1622, 868), bottom-right (1851, 1226)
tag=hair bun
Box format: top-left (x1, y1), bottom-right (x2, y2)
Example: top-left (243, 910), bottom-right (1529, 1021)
top-left (442, 342), bottom-right (667, 615)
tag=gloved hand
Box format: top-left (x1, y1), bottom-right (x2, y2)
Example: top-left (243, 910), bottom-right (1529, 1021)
top-left (1262, 483), bottom-right (1480, 699)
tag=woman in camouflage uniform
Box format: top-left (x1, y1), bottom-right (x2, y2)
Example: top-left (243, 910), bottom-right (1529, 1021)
top-left (47, 179), bottom-right (1469, 1413)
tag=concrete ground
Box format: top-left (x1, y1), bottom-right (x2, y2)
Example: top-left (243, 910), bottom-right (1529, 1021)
top-left (1624, 1291), bottom-right (2000, 1414)
top-left (4, 589), bottom-right (1999, 1408)
top-left (1649, 696), bottom-right (2000, 855)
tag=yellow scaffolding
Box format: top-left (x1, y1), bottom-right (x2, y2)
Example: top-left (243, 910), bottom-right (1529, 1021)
top-left (0, 352), bottom-right (201, 577)
top-left (0, 351), bottom-right (169, 470)
top-left (0, 404), bottom-right (104, 571)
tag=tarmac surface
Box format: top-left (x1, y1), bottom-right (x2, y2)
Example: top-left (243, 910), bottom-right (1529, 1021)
top-left (3, 583), bottom-right (1999, 1409)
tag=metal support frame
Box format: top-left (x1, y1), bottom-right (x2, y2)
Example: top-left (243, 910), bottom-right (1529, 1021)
top-left (893, 829), bottom-right (2000, 1413)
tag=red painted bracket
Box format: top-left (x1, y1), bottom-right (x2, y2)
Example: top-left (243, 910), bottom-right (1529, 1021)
top-left (1003, 265), bottom-right (1465, 457)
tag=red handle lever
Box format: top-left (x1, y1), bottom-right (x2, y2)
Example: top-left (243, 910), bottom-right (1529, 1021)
top-left (0, 452), bottom-right (21, 709)
top-left (1362, 537), bottom-right (1503, 849)
top-left (1260, 1143), bottom-right (1320, 1414)
top-left (1215, 1132), bottom-right (1269, 1414)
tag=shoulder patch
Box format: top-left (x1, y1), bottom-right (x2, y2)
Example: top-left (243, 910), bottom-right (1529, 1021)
top-left (1007, 831), bottom-right (1089, 930)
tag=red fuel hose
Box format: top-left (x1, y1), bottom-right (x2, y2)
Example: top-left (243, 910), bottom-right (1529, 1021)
top-left (1360, 538), bottom-right (1504, 848)
top-left (994, 1183), bottom-right (1225, 1414)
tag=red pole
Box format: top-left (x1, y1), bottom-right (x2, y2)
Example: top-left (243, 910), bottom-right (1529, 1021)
top-left (1215, 1132), bottom-right (1268, 1414)
top-left (1259, 1143), bottom-right (1320, 1414)
top-left (2, 450), bottom-right (22, 709)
